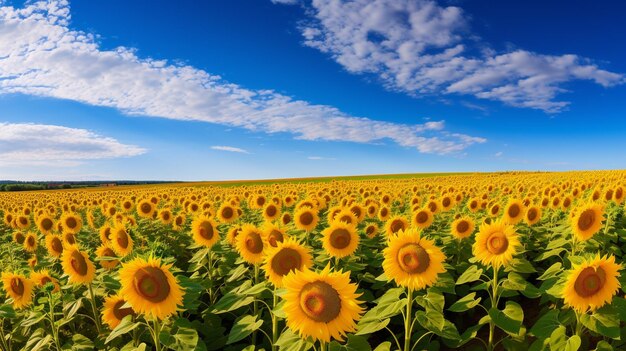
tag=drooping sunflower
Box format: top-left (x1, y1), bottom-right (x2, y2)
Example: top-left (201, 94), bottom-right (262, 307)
top-left (236, 224), bottom-right (266, 264)
top-left (525, 205), bottom-right (542, 226)
top-left (1, 272), bottom-right (34, 309)
top-left (36, 215), bottom-right (55, 235)
top-left (60, 212), bottom-right (82, 235)
top-left (23, 232), bottom-right (38, 252)
top-left (282, 265), bottom-right (364, 343)
top-left (119, 256), bottom-right (184, 320)
top-left (45, 234), bottom-right (64, 258)
top-left (384, 215), bottom-right (409, 237)
top-left (191, 215), bottom-right (220, 248)
top-left (571, 203), bottom-right (604, 241)
top-left (451, 216), bottom-right (475, 239)
top-left (30, 270), bottom-right (60, 293)
top-left (61, 245), bottom-right (96, 285)
top-left (263, 239), bottom-right (312, 287)
top-left (96, 244), bottom-right (120, 269)
top-left (294, 206), bottom-right (319, 232)
top-left (111, 224), bottom-right (134, 257)
top-left (562, 254), bottom-right (621, 312)
top-left (321, 221), bottom-right (359, 258)
top-left (412, 208), bottom-right (433, 230)
top-left (102, 294), bottom-right (137, 329)
top-left (382, 228), bottom-right (446, 291)
top-left (472, 219), bottom-right (520, 268)
top-left (263, 222), bottom-right (287, 248)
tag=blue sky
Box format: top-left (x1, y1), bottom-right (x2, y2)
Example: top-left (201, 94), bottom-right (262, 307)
top-left (0, 0), bottom-right (625, 181)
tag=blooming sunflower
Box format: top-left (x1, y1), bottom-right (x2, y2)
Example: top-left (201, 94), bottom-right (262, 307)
top-left (45, 234), bottom-right (64, 258)
top-left (472, 219), bottom-right (520, 268)
top-left (294, 206), bottom-right (319, 232)
top-left (451, 216), bottom-right (475, 239)
top-left (333, 210), bottom-right (358, 227)
top-left (503, 199), bottom-right (525, 225)
top-left (159, 209), bottom-right (173, 225)
top-left (263, 222), bottom-right (287, 248)
top-left (30, 270), bottom-right (60, 293)
top-left (217, 203), bottom-right (238, 223)
top-left (96, 244), bottom-right (120, 269)
top-left (562, 254), bottom-right (621, 312)
top-left (525, 206), bottom-right (542, 226)
top-left (571, 202), bottom-right (604, 241)
top-left (119, 256), bottom-right (184, 320)
top-left (263, 203), bottom-right (281, 222)
top-left (1, 272), bottom-right (34, 309)
top-left (23, 232), bottom-right (38, 253)
top-left (136, 199), bottom-right (156, 219)
top-left (227, 225), bottom-right (242, 246)
top-left (382, 228), bottom-right (446, 291)
top-left (60, 212), bottom-right (82, 235)
top-left (412, 208), bottom-right (433, 230)
top-left (365, 223), bottom-right (379, 238)
top-left (378, 206), bottom-right (391, 221)
top-left (61, 245), bottom-right (96, 285)
top-left (191, 215), bottom-right (220, 248)
top-left (282, 265), bottom-right (364, 342)
top-left (102, 294), bottom-right (137, 329)
top-left (236, 224), bottom-right (266, 264)
top-left (281, 212), bottom-right (292, 226)
top-left (321, 221), bottom-right (359, 258)
top-left (263, 239), bottom-right (312, 288)
top-left (172, 214), bottom-right (186, 231)
top-left (111, 224), bottom-right (134, 257)
top-left (99, 225), bottom-right (113, 244)
top-left (36, 215), bottom-right (55, 235)
top-left (384, 215), bottom-right (409, 237)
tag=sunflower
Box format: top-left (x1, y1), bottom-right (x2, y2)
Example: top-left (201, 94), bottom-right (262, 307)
top-left (99, 225), bottom-right (113, 244)
top-left (412, 208), bottom-right (433, 230)
top-left (503, 199), bottom-right (525, 225)
top-left (562, 254), bottom-right (621, 312)
top-left (473, 219), bottom-right (520, 268)
top-left (281, 212), bottom-right (292, 226)
top-left (36, 215), bottom-right (55, 235)
top-left (382, 228), bottom-right (446, 291)
top-left (365, 223), bottom-right (379, 238)
top-left (263, 239), bottom-right (312, 287)
top-left (1, 272), bottom-right (34, 309)
top-left (236, 224), bottom-right (266, 264)
top-left (60, 212), bottom-right (82, 235)
top-left (61, 245), bottom-right (96, 285)
top-left (136, 199), bottom-right (156, 219)
top-left (96, 244), bottom-right (120, 269)
top-left (102, 294), bottom-right (137, 329)
top-left (217, 203), bottom-right (238, 223)
top-left (159, 209), bottom-right (173, 225)
top-left (282, 265), bottom-right (364, 342)
top-left (191, 215), bottom-right (220, 248)
top-left (16, 215), bottom-right (30, 229)
top-left (333, 210), bottom-right (358, 227)
top-left (378, 206), bottom-right (391, 221)
top-left (63, 231), bottom-right (77, 246)
top-left (172, 214), bottom-right (186, 231)
top-left (45, 234), bottom-right (64, 258)
top-left (263, 203), bottom-right (281, 222)
top-left (322, 221), bottom-right (359, 258)
top-left (294, 206), bottom-right (319, 232)
top-left (23, 232), bottom-right (38, 252)
top-left (119, 256), bottom-right (184, 320)
top-left (384, 215), bottom-right (409, 237)
top-left (109, 224), bottom-right (134, 257)
top-left (451, 216), bottom-right (475, 239)
top-left (227, 225), bottom-right (242, 246)
top-left (263, 222), bottom-right (287, 248)
top-left (571, 203), bottom-right (604, 241)
top-left (525, 206), bottom-right (542, 226)
top-left (13, 231), bottom-right (25, 245)
top-left (30, 270), bottom-right (60, 293)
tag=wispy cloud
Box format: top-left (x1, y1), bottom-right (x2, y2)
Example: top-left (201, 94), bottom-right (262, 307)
top-left (308, 156), bottom-right (336, 160)
top-left (0, 122), bottom-right (146, 166)
top-left (211, 146), bottom-right (250, 154)
top-left (0, 0), bottom-right (484, 155)
top-left (295, 0), bottom-right (624, 112)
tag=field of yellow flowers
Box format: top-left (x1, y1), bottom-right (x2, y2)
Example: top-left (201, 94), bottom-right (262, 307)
top-left (1, 171), bottom-right (625, 351)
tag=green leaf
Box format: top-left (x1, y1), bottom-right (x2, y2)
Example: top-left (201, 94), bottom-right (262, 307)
top-left (415, 309), bottom-right (445, 333)
top-left (227, 315), bottom-right (263, 344)
top-left (594, 340), bottom-right (613, 351)
top-left (456, 265), bottom-right (483, 285)
top-left (160, 318), bottom-right (199, 351)
top-left (0, 304), bottom-right (16, 319)
top-left (579, 308), bottom-right (620, 339)
top-left (537, 262), bottom-right (562, 281)
top-left (530, 309), bottom-right (560, 339)
top-left (105, 315), bottom-right (142, 344)
top-left (275, 328), bottom-right (313, 351)
top-left (549, 326), bottom-right (580, 351)
top-left (448, 292), bottom-right (481, 312)
top-left (505, 258), bottom-right (537, 273)
top-left (329, 335), bottom-right (372, 351)
top-left (489, 301), bottom-right (524, 335)
top-left (71, 334), bottom-right (94, 351)
top-left (212, 292), bottom-right (254, 314)
top-left (373, 342), bottom-right (391, 351)
top-left (356, 288), bottom-right (405, 335)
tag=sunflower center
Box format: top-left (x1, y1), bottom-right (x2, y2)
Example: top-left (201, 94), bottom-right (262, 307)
top-left (366, 226), bottom-right (376, 236)
top-left (140, 203), bottom-right (152, 214)
top-left (117, 230), bottom-right (129, 248)
top-left (299, 281), bottom-right (341, 323)
top-left (113, 300), bottom-right (136, 320)
top-left (268, 230), bottom-right (283, 247)
top-left (397, 244), bottom-right (430, 274)
top-left (245, 232), bottom-right (264, 254)
top-left (577, 209), bottom-right (596, 231)
top-left (486, 232), bottom-right (509, 255)
top-left (133, 267), bottom-right (171, 303)
top-left (51, 237), bottom-right (63, 253)
top-left (442, 198), bottom-right (451, 207)
top-left (222, 207), bottom-right (233, 219)
top-left (199, 222), bottom-right (214, 240)
top-left (10, 277), bottom-right (24, 295)
top-left (66, 217), bottom-right (77, 229)
top-left (381, 208), bottom-right (388, 217)
top-left (508, 204), bottom-right (520, 218)
top-left (270, 248), bottom-right (302, 276)
top-left (416, 211), bottom-right (428, 224)
top-left (329, 228), bottom-right (351, 249)
top-left (176, 217), bottom-right (183, 226)
top-left (103, 247), bottom-right (116, 257)
top-left (491, 206), bottom-right (499, 215)
top-left (15, 232), bottom-right (25, 244)
top-left (390, 219), bottom-right (405, 233)
top-left (266, 206), bottom-right (277, 217)
top-left (456, 220), bottom-right (469, 233)
top-left (299, 212), bottom-right (314, 226)
top-left (41, 218), bottom-right (53, 231)
top-left (66, 233), bottom-right (76, 245)
top-left (27, 236), bottom-right (35, 246)
top-left (574, 267), bottom-right (606, 297)
top-left (70, 251), bottom-right (88, 276)
top-left (527, 209), bottom-right (537, 221)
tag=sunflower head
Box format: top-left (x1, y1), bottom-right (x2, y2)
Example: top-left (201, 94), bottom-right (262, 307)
top-left (191, 215), bottom-right (220, 248)
top-left (263, 239), bottom-right (312, 287)
top-left (23, 232), bottom-right (38, 252)
top-left (282, 265), bottom-right (364, 342)
top-left (236, 224), bottom-right (266, 264)
top-left (294, 207), bottom-right (319, 232)
top-left (384, 215), bottom-right (409, 237)
top-left (525, 206), bottom-right (542, 226)
top-left (102, 294), bottom-right (137, 329)
top-left (562, 255), bottom-right (621, 312)
top-left (263, 203), bottom-right (281, 222)
top-left (217, 203), bottom-right (238, 223)
top-left (451, 216), bottom-right (475, 239)
top-left (96, 244), bottom-right (120, 269)
top-left (111, 224), bottom-right (134, 257)
top-left (503, 199), bottom-right (525, 224)
top-left (61, 245), bottom-right (96, 285)
top-left (472, 219), bottom-right (520, 269)
top-left (263, 223), bottom-right (287, 248)
top-left (412, 208), bottom-right (433, 229)
top-left (322, 221), bottom-right (359, 259)
top-left (365, 223), bottom-right (379, 238)
top-left (30, 270), bottom-right (60, 293)
top-left (136, 200), bottom-right (156, 219)
top-left (36, 215), bottom-right (55, 235)
top-left (1, 272), bottom-right (34, 309)
top-left (571, 203), bottom-right (604, 241)
top-left (60, 212), bottom-right (82, 235)
top-left (382, 228), bottom-right (446, 291)
top-left (45, 234), bottom-right (64, 258)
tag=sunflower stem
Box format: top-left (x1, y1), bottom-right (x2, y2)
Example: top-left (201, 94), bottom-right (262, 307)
top-left (47, 291), bottom-right (62, 351)
top-left (574, 311), bottom-right (583, 337)
top-left (152, 318), bottom-right (163, 351)
top-left (272, 290), bottom-right (278, 351)
top-left (404, 288), bottom-right (414, 351)
top-left (319, 341), bottom-right (327, 351)
top-left (88, 283), bottom-right (102, 336)
top-left (207, 249), bottom-right (214, 304)
top-left (252, 264), bottom-right (260, 345)
top-left (487, 266), bottom-right (499, 351)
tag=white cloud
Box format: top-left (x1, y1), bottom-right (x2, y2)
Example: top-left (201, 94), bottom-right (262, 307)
top-left (211, 146), bottom-right (250, 154)
top-left (271, 0), bottom-right (299, 4)
top-left (0, 0), bottom-right (484, 154)
top-left (495, 151), bottom-right (503, 157)
top-left (0, 122), bottom-right (146, 166)
top-left (298, 0), bottom-right (624, 112)
top-left (308, 156), bottom-right (336, 160)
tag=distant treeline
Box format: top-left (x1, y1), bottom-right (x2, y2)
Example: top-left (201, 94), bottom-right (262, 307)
top-left (0, 181), bottom-right (176, 192)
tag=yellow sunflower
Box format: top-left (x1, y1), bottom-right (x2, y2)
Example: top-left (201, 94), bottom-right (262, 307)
top-left (36, 215), bottom-right (55, 235)
top-left (263, 222), bottom-right (287, 248)
top-left (503, 199), bottom-right (525, 225)
top-left (136, 199), bottom-right (156, 219)
top-left (60, 212), bottom-right (82, 235)
top-left (236, 224), bottom-right (266, 264)
top-left (99, 224), bottom-right (113, 244)
top-left (263, 203), bottom-right (281, 222)
top-left (562, 254), bottom-right (621, 312)
top-left (365, 223), bottom-right (379, 238)
top-left (96, 244), bottom-right (120, 269)
top-left (525, 206), bottom-right (542, 226)
top-left (119, 256), bottom-right (184, 320)
top-left (30, 270), bottom-right (60, 293)
top-left (571, 202), bottom-right (604, 241)
top-left (282, 265), bottom-right (364, 342)
top-left (23, 232), bottom-right (38, 253)
top-left (1, 272), bottom-right (34, 309)
top-left (333, 210), bottom-right (358, 227)
top-left (451, 216), bottom-right (475, 239)
top-left (61, 245), bottom-right (96, 285)
top-left (321, 221), bottom-right (359, 258)
top-left (227, 225), bottom-right (242, 246)
top-left (159, 209), bottom-right (173, 225)
top-left (384, 215), bottom-right (409, 237)
top-left (191, 215), bottom-right (220, 248)
top-left (172, 214), bottom-right (186, 231)
top-left (102, 294), bottom-right (137, 329)
top-left (412, 208), bottom-right (434, 230)
top-left (382, 228), bottom-right (446, 291)
top-left (217, 203), bottom-right (238, 223)
top-left (45, 234), bottom-right (64, 258)
top-left (472, 219), bottom-right (520, 268)
top-left (378, 206), bottom-right (391, 221)
top-left (263, 239), bottom-right (312, 287)
top-left (111, 224), bottom-right (134, 257)
top-left (294, 206), bottom-right (319, 232)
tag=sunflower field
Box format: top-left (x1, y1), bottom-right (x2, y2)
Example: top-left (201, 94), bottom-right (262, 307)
top-left (1, 171), bottom-right (626, 351)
